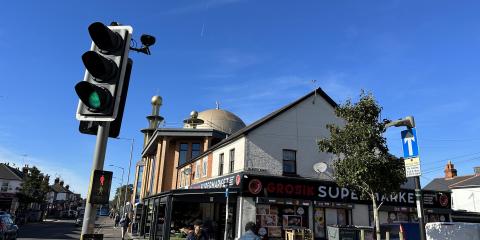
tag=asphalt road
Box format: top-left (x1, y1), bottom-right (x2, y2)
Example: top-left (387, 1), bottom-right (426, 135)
top-left (17, 217), bottom-right (125, 240)
top-left (17, 219), bottom-right (80, 240)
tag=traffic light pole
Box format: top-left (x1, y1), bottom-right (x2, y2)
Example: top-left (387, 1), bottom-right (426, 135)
top-left (81, 122), bottom-right (110, 239)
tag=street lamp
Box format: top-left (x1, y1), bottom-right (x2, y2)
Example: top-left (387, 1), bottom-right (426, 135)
top-left (384, 116), bottom-right (426, 240)
top-left (115, 137), bottom-right (135, 215)
top-left (109, 164), bottom-right (125, 214)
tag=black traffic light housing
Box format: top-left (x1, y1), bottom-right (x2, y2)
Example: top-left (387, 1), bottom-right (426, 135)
top-left (75, 22), bottom-right (132, 122)
top-left (89, 170), bottom-right (113, 204)
top-left (79, 59), bottom-right (133, 138)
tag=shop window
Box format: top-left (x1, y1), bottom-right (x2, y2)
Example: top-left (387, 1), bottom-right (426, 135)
top-left (313, 208), bottom-right (326, 238)
top-left (202, 157), bottom-right (208, 177)
top-left (0, 182), bottom-right (8, 192)
top-left (283, 149), bottom-right (297, 175)
top-left (179, 143), bottom-right (188, 166)
top-left (255, 203), bottom-right (309, 239)
top-left (191, 143), bottom-right (201, 159)
top-left (337, 208), bottom-right (349, 225)
top-left (229, 149), bottom-right (235, 173)
top-left (219, 153), bottom-right (224, 176)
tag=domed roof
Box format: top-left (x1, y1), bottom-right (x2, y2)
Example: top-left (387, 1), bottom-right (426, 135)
top-left (184, 109), bottom-right (246, 134)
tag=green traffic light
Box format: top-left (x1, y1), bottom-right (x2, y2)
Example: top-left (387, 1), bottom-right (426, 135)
top-left (88, 91), bottom-right (101, 109)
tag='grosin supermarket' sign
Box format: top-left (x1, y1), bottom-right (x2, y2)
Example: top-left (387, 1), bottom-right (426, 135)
top-left (243, 174), bottom-right (450, 208)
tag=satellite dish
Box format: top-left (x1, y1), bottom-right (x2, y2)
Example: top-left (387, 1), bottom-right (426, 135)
top-left (183, 168), bottom-right (192, 175)
top-left (313, 162), bottom-right (328, 173)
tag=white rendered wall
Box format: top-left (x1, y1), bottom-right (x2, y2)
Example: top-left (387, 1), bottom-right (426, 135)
top-left (211, 137), bottom-right (246, 177)
top-left (244, 95), bottom-right (341, 178)
top-left (452, 188), bottom-right (480, 212)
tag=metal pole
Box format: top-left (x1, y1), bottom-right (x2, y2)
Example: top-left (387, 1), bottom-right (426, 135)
top-left (123, 138), bottom-right (134, 216)
top-left (224, 186), bottom-right (229, 240)
top-left (81, 122), bottom-right (110, 238)
top-left (120, 167), bottom-right (124, 215)
top-left (414, 176), bottom-right (426, 240)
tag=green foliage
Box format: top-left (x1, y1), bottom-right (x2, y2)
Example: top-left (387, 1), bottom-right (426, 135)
top-left (111, 184), bottom-right (133, 209)
top-left (18, 166), bottom-right (50, 203)
top-left (318, 91), bottom-right (406, 199)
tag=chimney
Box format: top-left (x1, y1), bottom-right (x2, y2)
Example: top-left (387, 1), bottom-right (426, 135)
top-left (54, 177), bottom-right (60, 184)
top-left (22, 166), bottom-right (29, 175)
top-left (60, 181), bottom-right (64, 186)
top-left (445, 160), bottom-right (458, 179)
top-left (474, 167), bottom-right (480, 176)
top-left (65, 185), bottom-right (70, 190)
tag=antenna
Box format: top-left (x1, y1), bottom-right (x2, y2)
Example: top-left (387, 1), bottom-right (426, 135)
top-left (311, 80), bottom-right (318, 104)
top-left (313, 162), bottom-right (328, 173)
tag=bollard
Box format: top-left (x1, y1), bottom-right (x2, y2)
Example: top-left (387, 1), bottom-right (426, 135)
top-left (360, 229), bottom-right (365, 240)
top-left (386, 231), bottom-right (390, 240)
top-left (399, 231), bottom-right (404, 240)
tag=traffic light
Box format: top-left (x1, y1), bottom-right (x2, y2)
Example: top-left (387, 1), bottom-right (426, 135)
top-left (75, 22), bottom-right (133, 121)
top-left (79, 58), bottom-right (133, 138)
top-left (89, 170), bottom-right (113, 204)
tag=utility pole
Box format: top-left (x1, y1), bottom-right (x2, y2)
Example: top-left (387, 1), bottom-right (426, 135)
top-left (224, 182), bottom-right (229, 240)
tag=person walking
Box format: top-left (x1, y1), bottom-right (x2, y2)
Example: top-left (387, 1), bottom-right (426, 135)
top-left (114, 213), bottom-right (120, 228)
top-left (239, 222), bottom-right (261, 240)
top-left (120, 213), bottom-right (131, 240)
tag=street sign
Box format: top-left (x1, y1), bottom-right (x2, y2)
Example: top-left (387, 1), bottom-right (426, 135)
top-left (401, 128), bottom-right (419, 158)
top-left (404, 157), bottom-right (421, 177)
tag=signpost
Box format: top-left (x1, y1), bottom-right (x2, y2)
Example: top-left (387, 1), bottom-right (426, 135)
top-left (401, 128), bottom-right (419, 158)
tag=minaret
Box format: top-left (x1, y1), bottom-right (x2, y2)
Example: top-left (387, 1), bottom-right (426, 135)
top-left (183, 111), bottom-right (204, 129)
top-left (141, 96), bottom-right (164, 147)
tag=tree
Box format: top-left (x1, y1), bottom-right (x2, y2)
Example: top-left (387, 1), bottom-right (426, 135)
top-left (111, 184), bottom-right (133, 211)
top-left (318, 91), bottom-right (406, 239)
top-left (18, 166), bottom-right (50, 204)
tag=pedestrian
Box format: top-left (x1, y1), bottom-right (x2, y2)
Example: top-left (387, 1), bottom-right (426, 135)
top-left (120, 213), bottom-right (131, 240)
top-left (114, 213), bottom-right (120, 228)
top-left (182, 225), bottom-right (195, 240)
top-left (193, 220), bottom-right (208, 240)
top-left (239, 221), bottom-right (261, 240)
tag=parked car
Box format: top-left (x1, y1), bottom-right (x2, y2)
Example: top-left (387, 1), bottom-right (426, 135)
top-left (0, 214), bottom-right (18, 240)
top-left (75, 213), bottom-right (84, 226)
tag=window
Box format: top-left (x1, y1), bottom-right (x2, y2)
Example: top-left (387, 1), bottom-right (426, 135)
top-left (202, 158), bottom-right (208, 177)
top-left (191, 143), bottom-right (201, 159)
top-left (229, 149), bottom-right (235, 173)
top-left (135, 166), bottom-right (144, 202)
top-left (179, 143), bottom-right (188, 165)
top-left (1, 182), bottom-right (8, 192)
top-left (283, 149), bottom-right (297, 175)
top-left (219, 153), bottom-right (224, 176)
top-left (195, 161), bottom-right (200, 179)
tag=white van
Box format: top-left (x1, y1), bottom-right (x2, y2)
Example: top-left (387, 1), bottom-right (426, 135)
top-left (426, 222), bottom-right (480, 240)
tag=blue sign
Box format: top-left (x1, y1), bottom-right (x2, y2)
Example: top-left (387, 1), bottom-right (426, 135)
top-left (401, 128), bottom-right (419, 158)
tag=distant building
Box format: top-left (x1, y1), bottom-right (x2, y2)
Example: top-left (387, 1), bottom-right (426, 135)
top-left (0, 163), bottom-right (24, 213)
top-left (424, 161), bottom-right (480, 222)
top-left (46, 177), bottom-right (81, 218)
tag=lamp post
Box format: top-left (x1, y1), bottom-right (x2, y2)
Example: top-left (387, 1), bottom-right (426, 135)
top-left (116, 137), bottom-right (135, 215)
top-left (109, 164), bottom-right (125, 214)
top-left (223, 181), bottom-right (229, 240)
top-left (384, 116), bottom-right (426, 240)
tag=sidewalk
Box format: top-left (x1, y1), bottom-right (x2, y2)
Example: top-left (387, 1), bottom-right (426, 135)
top-left (94, 216), bottom-right (132, 239)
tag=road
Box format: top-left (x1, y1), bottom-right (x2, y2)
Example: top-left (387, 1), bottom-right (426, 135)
top-left (18, 217), bottom-right (124, 240)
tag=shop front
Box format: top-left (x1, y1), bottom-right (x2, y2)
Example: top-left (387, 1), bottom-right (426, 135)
top-left (240, 174), bottom-right (452, 240)
top-left (137, 173), bottom-right (243, 240)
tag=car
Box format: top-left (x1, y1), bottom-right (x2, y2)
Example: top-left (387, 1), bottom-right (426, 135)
top-left (75, 213), bottom-right (84, 227)
top-left (0, 214), bottom-right (18, 240)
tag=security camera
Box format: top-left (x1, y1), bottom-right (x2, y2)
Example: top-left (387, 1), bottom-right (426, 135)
top-left (140, 34), bottom-right (156, 47)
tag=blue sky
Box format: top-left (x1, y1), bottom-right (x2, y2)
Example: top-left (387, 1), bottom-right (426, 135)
top-left (1, 1), bottom-right (479, 197)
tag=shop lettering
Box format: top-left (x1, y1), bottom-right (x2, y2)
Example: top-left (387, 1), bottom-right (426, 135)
top-left (266, 183), bottom-right (315, 196)
top-left (198, 176), bottom-right (235, 189)
top-left (317, 186), bottom-right (416, 204)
